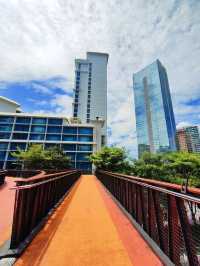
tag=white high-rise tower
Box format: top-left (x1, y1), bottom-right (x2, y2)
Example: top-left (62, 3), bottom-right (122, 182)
top-left (73, 52), bottom-right (109, 145)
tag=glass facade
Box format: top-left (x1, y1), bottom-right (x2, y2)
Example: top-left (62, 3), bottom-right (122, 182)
top-left (0, 114), bottom-right (94, 171)
top-left (133, 60), bottom-right (176, 157)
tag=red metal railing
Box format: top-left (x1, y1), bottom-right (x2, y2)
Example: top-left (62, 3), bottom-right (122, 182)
top-left (97, 170), bottom-right (200, 266)
top-left (0, 170), bottom-right (6, 185)
top-left (10, 170), bottom-right (81, 249)
top-left (105, 171), bottom-right (200, 198)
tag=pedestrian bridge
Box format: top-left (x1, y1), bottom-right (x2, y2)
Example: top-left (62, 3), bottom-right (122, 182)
top-left (0, 170), bottom-right (200, 266)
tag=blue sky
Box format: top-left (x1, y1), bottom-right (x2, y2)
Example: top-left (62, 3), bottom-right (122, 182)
top-left (0, 0), bottom-right (200, 158)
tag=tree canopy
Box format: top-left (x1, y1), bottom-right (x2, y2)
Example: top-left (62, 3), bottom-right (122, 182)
top-left (132, 151), bottom-right (200, 189)
top-left (89, 146), bottom-right (132, 173)
top-left (90, 147), bottom-right (200, 188)
top-left (12, 144), bottom-right (71, 170)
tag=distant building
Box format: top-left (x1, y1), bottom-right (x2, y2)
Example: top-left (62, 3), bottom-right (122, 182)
top-left (176, 126), bottom-right (200, 153)
top-left (0, 96), bottom-right (21, 113)
top-left (0, 112), bottom-right (103, 172)
top-left (72, 52), bottom-right (109, 145)
top-left (133, 60), bottom-right (176, 157)
top-left (176, 128), bottom-right (188, 152)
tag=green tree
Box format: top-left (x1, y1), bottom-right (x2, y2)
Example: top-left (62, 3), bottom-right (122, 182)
top-left (89, 146), bottom-right (131, 173)
top-left (133, 152), bottom-right (167, 180)
top-left (43, 146), bottom-right (72, 170)
top-left (12, 144), bottom-right (71, 170)
top-left (164, 152), bottom-right (200, 192)
top-left (132, 151), bottom-right (200, 189)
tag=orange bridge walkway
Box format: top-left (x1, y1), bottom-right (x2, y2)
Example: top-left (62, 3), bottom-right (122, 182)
top-left (15, 175), bottom-right (163, 266)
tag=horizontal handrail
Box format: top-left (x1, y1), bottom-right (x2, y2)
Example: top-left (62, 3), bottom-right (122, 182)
top-left (99, 170), bottom-right (200, 197)
top-left (7, 169), bottom-right (42, 178)
top-left (97, 170), bottom-right (200, 266)
top-left (98, 170), bottom-right (200, 204)
top-left (12, 171), bottom-right (78, 190)
top-left (13, 169), bottom-right (75, 186)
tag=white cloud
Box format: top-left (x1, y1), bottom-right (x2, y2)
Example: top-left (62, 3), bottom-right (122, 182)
top-left (176, 121), bottom-right (191, 129)
top-left (50, 94), bottom-right (73, 117)
top-left (0, 0), bottom-right (200, 157)
top-left (32, 83), bottom-right (53, 95)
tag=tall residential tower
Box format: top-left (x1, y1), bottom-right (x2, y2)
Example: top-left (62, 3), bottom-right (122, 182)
top-left (133, 60), bottom-right (176, 157)
top-left (73, 52), bottom-right (109, 145)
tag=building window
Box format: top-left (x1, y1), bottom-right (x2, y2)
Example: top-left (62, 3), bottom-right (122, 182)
top-left (78, 127), bottom-right (93, 135)
top-left (76, 162), bottom-right (92, 171)
top-left (0, 142), bottom-right (8, 150)
top-left (16, 117), bottom-right (31, 124)
top-left (10, 143), bottom-right (26, 150)
top-left (32, 118), bottom-right (47, 125)
top-left (63, 127), bottom-right (77, 134)
top-left (31, 125), bottom-right (46, 133)
top-left (62, 135), bottom-right (77, 141)
top-left (30, 134), bottom-right (45, 140)
top-left (48, 118), bottom-right (63, 125)
top-left (47, 126), bottom-right (62, 134)
top-left (0, 125), bottom-right (13, 132)
top-left (77, 144), bottom-right (92, 151)
top-left (78, 135), bottom-right (93, 142)
top-left (0, 116), bottom-right (14, 123)
top-left (62, 144), bottom-right (76, 151)
top-left (0, 151), bottom-right (6, 160)
top-left (13, 133), bottom-right (28, 140)
top-left (76, 153), bottom-right (91, 161)
top-left (0, 133), bottom-right (11, 139)
top-left (46, 134), bottom-right (61, 141)
top-left (14, 124), bottom-right (30, 132)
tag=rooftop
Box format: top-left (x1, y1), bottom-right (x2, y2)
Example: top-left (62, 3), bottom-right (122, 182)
top-left (0, 96), bottom-right (20, 107)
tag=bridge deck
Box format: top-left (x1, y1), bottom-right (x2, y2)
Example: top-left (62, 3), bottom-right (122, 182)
top-left (15, 175), bottom-right (163, 266)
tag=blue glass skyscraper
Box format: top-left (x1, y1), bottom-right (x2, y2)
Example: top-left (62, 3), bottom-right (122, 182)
top-left (133, 60), bottom-right (176, 157)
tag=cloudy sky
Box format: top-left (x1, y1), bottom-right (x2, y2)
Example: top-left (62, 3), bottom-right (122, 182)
top-left (0, 0), bottom-right (200, 157)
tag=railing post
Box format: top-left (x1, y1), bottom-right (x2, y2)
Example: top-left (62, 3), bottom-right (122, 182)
top-left (152, 191), bottom-right (168, 254)
top-left (138, 186), bottom-right (147, 231)
top-left (176, 198), bottom-right (199, 266)
top-left (168, 195), bottom-right (182, 266)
